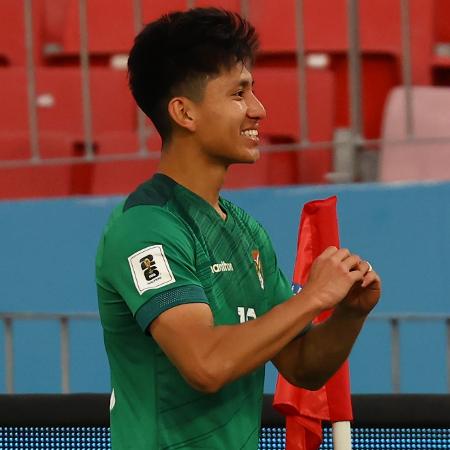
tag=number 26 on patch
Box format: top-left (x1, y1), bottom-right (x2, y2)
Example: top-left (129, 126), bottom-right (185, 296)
top-left (237, 306), bottom-right (257, 323)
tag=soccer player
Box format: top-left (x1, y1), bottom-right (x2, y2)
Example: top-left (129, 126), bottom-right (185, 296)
top-left (96, 8), bottom-right (381, 450)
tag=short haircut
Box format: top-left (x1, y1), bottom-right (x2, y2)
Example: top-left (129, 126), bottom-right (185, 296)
top-left (127, 8), bottom-right (259, 142)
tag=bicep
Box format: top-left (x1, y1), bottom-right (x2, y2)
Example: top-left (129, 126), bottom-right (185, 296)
top-left (149, 302), bottom-right (216, 390)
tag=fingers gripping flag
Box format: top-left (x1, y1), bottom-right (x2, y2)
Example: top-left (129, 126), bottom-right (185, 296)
top-left (273, 196), bottom-right (353, 450)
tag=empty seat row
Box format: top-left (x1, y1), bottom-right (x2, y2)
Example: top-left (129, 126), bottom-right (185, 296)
top-left (0, 146), bottom-right (334, 200)
top-left (0, 64), bottom-right (334, 184)
top-left (0, 66), bottom-right (161, 158)
top-left (2, 84), bottom-right (449, 199)
top-left (0, 0), bottom-right (440, 81)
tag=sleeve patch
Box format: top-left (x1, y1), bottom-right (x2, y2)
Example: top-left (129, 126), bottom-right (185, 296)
top-left (128, 245), bottom-right (176, 294)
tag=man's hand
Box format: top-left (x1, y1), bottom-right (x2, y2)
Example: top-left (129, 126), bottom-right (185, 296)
top-left (337, 260), bottom-right (381, 317)
top-left (300, 246), bottom-right (365, 311)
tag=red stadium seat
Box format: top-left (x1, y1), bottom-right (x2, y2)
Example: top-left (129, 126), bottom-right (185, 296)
top-left (379, 86), bottom-right (450, 182)
top-left (331, 54), bottom-right (401, 140)
top-left (431, 0), bottom-right (450, 84)
top-left (0, 67), bottom-right (137, 159)
top-left (0, 0), bottom-right (44, 66)
top-left (53, 1), bottom-right (244, 62)
top-left (248, 0), bottom-right (433, 145)
top-left (434, 0), bottom-right (450, 45)
top-left (41, 0), bottom-right (71, 58)
top-left (251, 63), bottom-right (334, 184)
top-left (59, 0), bottom-right (188, 61)
top-left (36, 67), bottom-right (136, 155)
top-left (253, 64), bottom-right (334, 141)
top-left (0, 157), bottom-right (163, 199)
top-left (194, 0), bottom-right (242, 12)
top-left (249, 0), bottom-right (433, 84)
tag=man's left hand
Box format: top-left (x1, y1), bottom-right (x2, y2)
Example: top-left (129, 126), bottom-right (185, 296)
top-left (338, 260), bottom-right (381, 317)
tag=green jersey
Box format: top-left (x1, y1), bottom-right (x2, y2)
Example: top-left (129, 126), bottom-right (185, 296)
top-left (96, 173), bottom-right (293, 449)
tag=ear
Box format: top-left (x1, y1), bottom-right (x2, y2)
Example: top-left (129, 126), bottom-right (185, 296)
top-left (167, 97), bottom-right (197, 132)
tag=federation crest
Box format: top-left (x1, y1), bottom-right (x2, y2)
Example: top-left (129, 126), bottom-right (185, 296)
top-left (252, 249), bottom-right (264, 290)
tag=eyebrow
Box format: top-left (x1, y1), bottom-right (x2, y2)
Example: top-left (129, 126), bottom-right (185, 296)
top-left (236, 78), bottom-right (255, 89)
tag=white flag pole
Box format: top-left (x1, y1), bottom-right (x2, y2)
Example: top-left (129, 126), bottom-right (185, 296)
top-left (332, 421), bottom-right (352, 450)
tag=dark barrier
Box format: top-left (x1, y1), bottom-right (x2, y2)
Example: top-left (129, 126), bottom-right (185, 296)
top-left (1, 394), bottom-right (450, 449)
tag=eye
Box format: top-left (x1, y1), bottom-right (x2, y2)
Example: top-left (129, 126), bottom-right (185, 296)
top-left (234, 89), bottom-right (245, 98)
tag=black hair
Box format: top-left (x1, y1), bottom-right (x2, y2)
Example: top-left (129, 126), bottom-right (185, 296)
top-left (127, 8), bottom-right (259, 142)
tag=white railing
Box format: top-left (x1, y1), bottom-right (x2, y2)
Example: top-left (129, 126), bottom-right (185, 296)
top-left (1, 312), bottom-right (449, 394)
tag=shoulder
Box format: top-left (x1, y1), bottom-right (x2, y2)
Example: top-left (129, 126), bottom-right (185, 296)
top-left (111, 204), bottom-right (193, 244)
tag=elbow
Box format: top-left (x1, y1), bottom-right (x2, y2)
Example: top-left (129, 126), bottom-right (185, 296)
top-left (182, 362), bottom-right (229, 394)
top-left (286, 371), bottom-right (328, 391)
top-left (298, 378), bottom-right (326, 391)
top-left (187, 377), bottom-right (222, 394)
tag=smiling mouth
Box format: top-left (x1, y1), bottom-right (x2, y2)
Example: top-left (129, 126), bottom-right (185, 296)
top-left (240, 129), bottom-right (259, 142)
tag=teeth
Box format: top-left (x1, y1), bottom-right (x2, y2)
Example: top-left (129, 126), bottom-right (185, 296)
top-left (241, 129), bottom-right (259, 137)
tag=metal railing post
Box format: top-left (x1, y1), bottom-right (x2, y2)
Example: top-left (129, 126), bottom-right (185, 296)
top-left (400, 0), bottom-right (414, 138)
top-left (347, 0), bottom-right (363, 140)
top-left (240, 0), bottom-right (250, 18)
top-left (390, 318), bottom-right (401, 393)
top-left (4, 317), bottom-right (14, 394)
top-left (345, 0), bottom-right (363, 182)
top-left (447, 318), bottom-right (450, 393)
top-left (60, 316), bottom-right (70, 393)
top-left (295, 0), bottom-right (309, 147)
top-left (1, 312), bottom-right (449, 394)
top-left (79, 0), bottom-right (95, 160)
top-left (132, 0), bottom-right (149, 156)
top-left (24, 0), bottom-right (40, 162)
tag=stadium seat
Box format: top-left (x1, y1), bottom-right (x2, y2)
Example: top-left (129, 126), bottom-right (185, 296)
top-left (253, 64), bottom-right (334, 141)
top-left (248, 0), bottom-right (433, 147)
top-left (331, 54), bottom-right (401, 140)
top-left (249, 0), bottom-right (432, 84)
top-left (41, 0), bottom-right (71, 58)
top-left (0, 67), bottom-right (137, 160)
top-left (194, 0), bottom-right (241, 10)
top-left (431, 0), bottom-right (450, 84)
top-left (379, 86), bottom-right (450, 182)
top-left (57, 1), bottom-right (241, 62)
top-left (433, 0), bottom-right (450, 46)
top-left (0, 0), bottom-right (44, 66)
top-left (0, 157), bottom-right (163, 199)
top-left (37, 67), bottom-right (136, 156)
top-left (59, 0), bottom-right (188, 61)
top-left (252, 63), bottom-right (334, 184)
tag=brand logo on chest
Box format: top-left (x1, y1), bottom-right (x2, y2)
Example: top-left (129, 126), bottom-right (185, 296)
top-left (210, 261), bottom-right (234, 273)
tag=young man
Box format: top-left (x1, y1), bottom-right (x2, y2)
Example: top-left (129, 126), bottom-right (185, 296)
top-left (96, 8), bottom-right (381, 450)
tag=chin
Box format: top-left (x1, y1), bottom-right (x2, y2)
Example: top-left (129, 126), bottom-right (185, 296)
top-left (242, 146), bottom-right (261, 163)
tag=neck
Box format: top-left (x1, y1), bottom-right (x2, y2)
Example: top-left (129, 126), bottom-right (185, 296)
top-left (157, 138), bottom-right (227, 213)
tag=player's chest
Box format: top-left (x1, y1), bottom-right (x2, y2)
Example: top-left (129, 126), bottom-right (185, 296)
top-left (195, 225), bottom-right (269, 325)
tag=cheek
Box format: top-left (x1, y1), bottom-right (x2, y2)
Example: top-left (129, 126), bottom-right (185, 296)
top-left (236, 101), bottom-right (245, 112)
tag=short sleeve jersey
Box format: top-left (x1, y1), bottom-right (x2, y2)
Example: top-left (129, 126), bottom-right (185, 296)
top-left (96, 173), bottom-right (294, 450)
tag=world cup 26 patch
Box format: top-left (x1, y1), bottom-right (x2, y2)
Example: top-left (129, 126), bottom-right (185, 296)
top-left (128, 245), bottom-right (175, 294)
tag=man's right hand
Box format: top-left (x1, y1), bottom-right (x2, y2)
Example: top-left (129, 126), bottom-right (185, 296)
top-left (300, 246), bottom-right (364, 311)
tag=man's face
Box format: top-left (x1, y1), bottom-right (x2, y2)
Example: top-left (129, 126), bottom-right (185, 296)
top-left (192, 63), bottom-right (266, 165)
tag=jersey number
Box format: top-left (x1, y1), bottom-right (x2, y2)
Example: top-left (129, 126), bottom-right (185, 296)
top-left (237, 307), bottom-right (257, 323)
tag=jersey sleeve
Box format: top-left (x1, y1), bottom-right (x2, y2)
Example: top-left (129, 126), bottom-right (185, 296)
top-left (98, 206), bottom-right (208, 332)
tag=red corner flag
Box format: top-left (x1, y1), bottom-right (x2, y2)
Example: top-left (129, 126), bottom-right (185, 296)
top-left (273, 196), bottom-right (353, 450)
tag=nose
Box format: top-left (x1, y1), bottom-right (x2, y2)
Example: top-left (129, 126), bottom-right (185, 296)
top-left (247, 92), bottom-right (267, 121)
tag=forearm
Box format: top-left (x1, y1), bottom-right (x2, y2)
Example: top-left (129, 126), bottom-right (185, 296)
top-left (284, 306), bottom-right (367, 389)
top-left (179, 292), bottom-right (321, 392)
